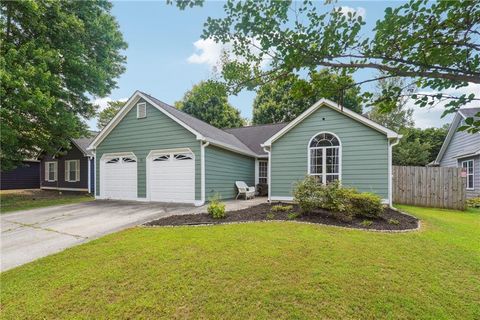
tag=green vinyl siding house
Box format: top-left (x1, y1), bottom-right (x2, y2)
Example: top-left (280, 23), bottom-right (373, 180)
top-left (88, 91), bottom-right (401, 206)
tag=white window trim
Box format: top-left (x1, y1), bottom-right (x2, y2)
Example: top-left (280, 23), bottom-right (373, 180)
top-left (462, 159), bottom-right (475, 190)
top-left (137, 102), bottom-right (146, 119)
top-left (65, 160), bottom-right (81, 182)
top-left (258, 160), bottom-right (268, 184)
top-left (45, 161), bottom-right (57, 182)
top-left (307, 132), bottom-right (342, 184)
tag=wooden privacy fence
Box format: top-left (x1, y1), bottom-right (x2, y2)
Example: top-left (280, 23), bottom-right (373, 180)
top-left (393, 166), bottom-right (466, 210)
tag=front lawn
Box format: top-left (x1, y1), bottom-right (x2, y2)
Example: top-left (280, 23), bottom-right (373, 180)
top-left (1, 206), bottom-right (479, 319)
top-left (0, 189), bottom-right (94, 213)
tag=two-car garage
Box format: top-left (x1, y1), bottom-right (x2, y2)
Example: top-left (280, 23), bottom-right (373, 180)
top-left (100, 149), bottom-right (195, 203)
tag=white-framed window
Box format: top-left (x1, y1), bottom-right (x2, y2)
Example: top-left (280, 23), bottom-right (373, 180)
top-left (137, 102), bottom-right (146, 119)
top-left (65, 160), bottom-right (80, 182)
top-left (259, 160), bottom-right (268, 184)
top-left (308, 132), bottom-right (341, 184)
top-left (462, 159), bottom-right (474, 190)
top-left (45, 161), bottom-right (57, 182)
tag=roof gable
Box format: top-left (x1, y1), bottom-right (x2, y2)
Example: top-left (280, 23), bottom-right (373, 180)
top-left (262, 99), bottom-right (400, 147)
top-left (88, 91), bottom-right (257, 157)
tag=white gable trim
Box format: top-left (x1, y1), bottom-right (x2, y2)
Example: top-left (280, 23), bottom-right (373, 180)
top-left (261, 99), bottom-right (400, 147)
top-left (433, 112), bottom-right (463, 165)
top-left (88, 91), bottom-right (204, 150)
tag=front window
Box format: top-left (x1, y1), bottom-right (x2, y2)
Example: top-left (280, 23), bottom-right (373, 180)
top-left (45, 162), bottom-right (57, 182)
top-left (462, 160), bottom-right (474, 190)
top-left (65, 160), bottom-right (80, 182)
top-left (259, 160), bottom-right (268, 184)
top-left (309, 132), bottom-right (341, 184)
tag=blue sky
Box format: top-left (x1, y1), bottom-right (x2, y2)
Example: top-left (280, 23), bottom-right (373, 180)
top-left (87, 0), bottom-right (475, 130)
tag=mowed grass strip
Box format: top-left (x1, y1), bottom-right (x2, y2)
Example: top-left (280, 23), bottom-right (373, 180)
top-left (1, 190), bottom-right (93, 213)
top-left (1, 206), bottom-right (479, 319)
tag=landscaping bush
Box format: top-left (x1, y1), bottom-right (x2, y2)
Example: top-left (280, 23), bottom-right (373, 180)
top-left (293, 176), bottom-right (384, 220)
top-left (207, 195), bottom-right (226, 219)
top-left (348, 192), bottom-right (383, 219)
top-left (293, 176), bottom-right (322, 214)
top-left (466, 197), bottom-right (480, 208)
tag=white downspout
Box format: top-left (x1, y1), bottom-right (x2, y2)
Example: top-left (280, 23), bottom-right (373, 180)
top-left (388, 137), bottom-right (401, 208)
top-left (92, 151), bottom-right (97, 199)
top-left (263, 146), bottom-right (271, 202)
top-left (87, 156), bottom-right (91, 194)
top-left (200, 141), bottom-right (210, 206)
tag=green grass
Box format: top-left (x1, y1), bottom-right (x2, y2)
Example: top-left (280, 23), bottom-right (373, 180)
top-left (1, 190), bottom-right (94, 213)
top-left (1, 206), bottom-right (479, 319)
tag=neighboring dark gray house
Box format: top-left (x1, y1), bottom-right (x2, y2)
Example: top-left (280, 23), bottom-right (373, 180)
top-left (434, 108), bottom-right (480, 198)
top-left (40, 133), bottom-right (97, 193)
top-left (0, 160), bottom-right (40, 190)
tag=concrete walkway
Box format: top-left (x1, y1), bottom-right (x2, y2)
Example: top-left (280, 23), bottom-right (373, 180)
top-left (1, 197), bottom-right (265, 272)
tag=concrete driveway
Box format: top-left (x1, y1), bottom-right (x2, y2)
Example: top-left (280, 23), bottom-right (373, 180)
top-left (1, 200), bottom-right (196, 272)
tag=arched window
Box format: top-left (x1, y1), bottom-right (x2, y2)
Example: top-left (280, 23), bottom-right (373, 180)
top-left (309, 132), bottom-right (341, 184)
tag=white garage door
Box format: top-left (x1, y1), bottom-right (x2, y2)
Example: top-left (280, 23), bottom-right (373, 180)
top-left (148, 151), bottom-right (195, 203)
top-left (101, 155), bottom-right (137, 200)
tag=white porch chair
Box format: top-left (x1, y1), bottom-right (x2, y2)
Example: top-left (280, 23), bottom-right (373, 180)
top-left (235, 181), bottom-right (255, 200)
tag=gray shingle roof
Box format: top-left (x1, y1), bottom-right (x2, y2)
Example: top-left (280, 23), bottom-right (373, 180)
top-left (224, 123), bottom-right (289, 155)
top-left (460, 107), bottom-right (480, 119)
top-left (72, 131), bottom-right (98, 156)
top-left (141, 92), bottom-right (257, 155)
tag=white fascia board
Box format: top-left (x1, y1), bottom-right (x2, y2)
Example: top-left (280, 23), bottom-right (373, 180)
top-left (262, 98), bottom-right (400, 146)
top-left (87, 91), bottom-right (205, 151)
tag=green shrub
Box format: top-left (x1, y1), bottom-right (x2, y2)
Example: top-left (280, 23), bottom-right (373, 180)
top-left (266, 212), bottom-right (275, 220)
top-left (287, 212), bottom-right (299, 220)
top-left (271, 205), bottom-right (293, 213)
top-left (293, 176), bottom-right (321, 214)
top-left (293, 176), bottom-right (384, 221)
top-left (207, 195), bottom-right (226, 219)
top-left (348, 192), bottom-right (383, 219)
top-left (361, 220), bottom-right (373, 227)
top-left (466, 197), bottom-right (480, 208)
top-left (388, 218), bottom-right (400, 225)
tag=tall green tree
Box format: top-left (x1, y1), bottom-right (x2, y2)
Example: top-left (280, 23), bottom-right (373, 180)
top-left (1, 0), bottom-right (127, 170)
top-left (368, 76), bottom-right (414, 132)
top-left (175, 80), bottom-right (245, 128)
top-left (171, 0), bottom-right (480, 132)
top-left (393, 136), bottom-right (431, 166)
top-left (393, 126), bottom-right (449, 166)
top-left (253, 69), bottom-right (361, 124)
top-left (97, 100), bottom-right (125, 130)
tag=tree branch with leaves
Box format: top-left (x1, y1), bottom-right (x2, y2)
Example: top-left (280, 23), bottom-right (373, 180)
top-left (170, 0), bottom-right (480, 131)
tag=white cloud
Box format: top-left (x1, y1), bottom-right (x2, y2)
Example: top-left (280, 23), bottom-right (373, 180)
top-left (407, 83), bottom-right (480, 129)
top-left (92, 96), bottom-right (128, 111)
top-left (187, 38), bottom-right (225, 67)
top-left (336, 6), bottom-right (366, 18)
top-left (187, 37), bottom-right (272, 70)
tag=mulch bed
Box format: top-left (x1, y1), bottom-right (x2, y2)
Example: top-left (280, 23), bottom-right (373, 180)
top-left (145, 203), bottom-right (419, 231)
